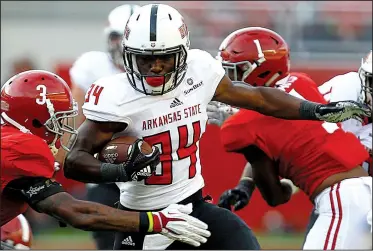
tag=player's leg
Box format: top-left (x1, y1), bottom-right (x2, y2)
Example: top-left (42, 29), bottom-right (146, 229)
top-left (166, 200), bottom-right (261, 250)
top-left (86, 183), bottom-right (120, 250)
top-left (303, 177), bottom-right (372, 249)
top-left (302, 207), bottom-right (319, 248)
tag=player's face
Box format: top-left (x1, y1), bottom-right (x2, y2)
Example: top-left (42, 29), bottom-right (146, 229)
top-left (136, 54), bottom-right (176, 83)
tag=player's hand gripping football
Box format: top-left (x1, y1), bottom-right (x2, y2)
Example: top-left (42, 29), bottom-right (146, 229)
top-left (207, 101), bottom-right (239, 127)
top-left (149, 203), bottom-right (211, 247)
top-left (218, 180), bottom-right (254, 211)
top-left (315, 100), bottom-right (371, 123)
top-left (122, 139), bottom-right (160, 181)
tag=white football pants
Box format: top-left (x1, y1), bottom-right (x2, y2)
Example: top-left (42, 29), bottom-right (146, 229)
top-left (303, 177), bottom-right (372, 250)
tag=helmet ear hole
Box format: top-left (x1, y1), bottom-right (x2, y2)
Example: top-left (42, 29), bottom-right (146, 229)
top-left (32, 119), bottom-right (43, 128)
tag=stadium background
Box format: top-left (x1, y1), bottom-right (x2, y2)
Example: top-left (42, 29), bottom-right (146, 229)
top-left (1, 1), bottom-right (371, 249)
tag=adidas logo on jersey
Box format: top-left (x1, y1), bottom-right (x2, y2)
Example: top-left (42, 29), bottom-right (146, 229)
top-left (170, 98), bottom-right (183, 108)
top-left (122, 236), bottom-right (135, 246)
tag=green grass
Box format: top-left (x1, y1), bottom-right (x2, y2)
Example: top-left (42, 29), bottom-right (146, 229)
top-left (32, 227), bottom-right (305, 249)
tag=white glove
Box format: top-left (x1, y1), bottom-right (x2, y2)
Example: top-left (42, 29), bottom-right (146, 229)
top-left (151, 203), bottom-right (211, 247)
top-left (207, 101), bottom-right (239, 127)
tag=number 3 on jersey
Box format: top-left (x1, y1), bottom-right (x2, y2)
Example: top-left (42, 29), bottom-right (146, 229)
top-left (143, 121), bottom-right (201, 185)
top-left (85, 84), bottom-right (104, 105)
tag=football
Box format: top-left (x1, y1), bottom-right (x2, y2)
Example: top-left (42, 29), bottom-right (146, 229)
top-left (98, 136), bottom-right (153, 164)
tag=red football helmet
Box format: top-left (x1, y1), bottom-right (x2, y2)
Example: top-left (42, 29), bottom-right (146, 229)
top-left (217, 27), bottom-right (290, 87)
top-left (1, 214), bottom-right (33, 249)
top-left (1, 70), bottom-right (78, 155)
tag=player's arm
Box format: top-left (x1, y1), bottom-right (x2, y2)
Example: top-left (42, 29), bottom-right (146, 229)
top-left (218, 162), bottom-right (256, 211)
top-left (240, 145), bottom-right (291, 207)
top-left (64, 119), bottom-right (160, 183)
top-left (64, 119), bottom-right (124, 182)
top-left (213, 75), bottom-right (369, 122)
top-left (5, 178), bottom-right (210, 246)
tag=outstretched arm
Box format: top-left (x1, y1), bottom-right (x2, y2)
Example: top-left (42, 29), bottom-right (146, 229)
top-left (37, 192), bottom-right (140, 231)
top-left (213, 75), bottom-right (370, 122)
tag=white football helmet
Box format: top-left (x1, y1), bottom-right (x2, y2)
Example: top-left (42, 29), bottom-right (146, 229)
top-left (359, 50), bottom-right (372, 110)
top-left (122, 4), bottom-right (190, 95)
top-left (104, 4), bottom-right (140, 70)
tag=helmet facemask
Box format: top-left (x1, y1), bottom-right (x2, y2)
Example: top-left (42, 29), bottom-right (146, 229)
top-left (44, 99), bottom-right (78, 155)
top-left (219, 55), bottom-right (266, 85)
top-left (359, 67), bottom-right (372, 111)
top-left (123, 44), bottom-right (188, 96)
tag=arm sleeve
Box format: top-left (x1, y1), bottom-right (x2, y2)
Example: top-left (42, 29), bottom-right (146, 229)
top-left (6, 177), bottom-right (65, 213)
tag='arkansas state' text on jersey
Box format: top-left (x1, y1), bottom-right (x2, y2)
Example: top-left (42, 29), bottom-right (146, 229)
top-left (83, 49), bottom-right (225, 210)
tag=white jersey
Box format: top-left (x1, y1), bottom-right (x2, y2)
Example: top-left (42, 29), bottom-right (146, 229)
top-left (69, 51), bottom-right (122, 92)
top-left (83, 49), bottom-right (225, 210)
top-left (319, 71), bottom-right (372, 173)
top-left (318, 72), bottom-right (363, 134)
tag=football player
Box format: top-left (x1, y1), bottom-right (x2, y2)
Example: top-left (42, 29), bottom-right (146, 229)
top-left (64, 4), bottom-right (369, 250)
top-left (0, 70), bottom-right (211, 248)
top-left (1, 214), bottom-right (32, 250)
top-left (302, 50), bottom-right (372, 247)
top-left (63, 4), bottom-right (140, 250)
top-left (219, 101), bottom-right (371, 249)
top-left (213, 26), bottom-right (327, 210)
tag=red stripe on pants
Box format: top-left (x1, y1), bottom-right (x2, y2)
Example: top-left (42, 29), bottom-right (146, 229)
top-left (324, 184), bottom-right (336, 250)
top-left (331, 182), bottom-right (342, 249)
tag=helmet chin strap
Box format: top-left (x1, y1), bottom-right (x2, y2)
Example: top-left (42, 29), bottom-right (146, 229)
top-left (1, 112), bottom-right (31, 134)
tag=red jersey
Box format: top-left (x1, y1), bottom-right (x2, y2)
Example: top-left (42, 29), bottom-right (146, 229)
top-left (220, 73), bottom-right (368, 197)
top-left (274, 72), bottom-right (327, 104)
top-left (1, 125), bottom-right (55, 226)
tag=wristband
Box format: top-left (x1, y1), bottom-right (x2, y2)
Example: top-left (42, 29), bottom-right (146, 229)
top-left (100, 163), bottom-right (128, 182)
top-left (299, 101), bottom-right (319, 120)
top-left (139, 212), bottom-right (150, 233)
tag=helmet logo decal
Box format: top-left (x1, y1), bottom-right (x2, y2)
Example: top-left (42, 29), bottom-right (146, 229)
top-left (124, 24), bottom-right (131, 40)
top-left (179, 22), bottom-right (188, 39)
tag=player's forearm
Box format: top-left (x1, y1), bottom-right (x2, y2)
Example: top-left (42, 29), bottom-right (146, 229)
top-left (68, 200), bottom-right (141, 232)
top-left (64, 150), bottom-right (107, 183)
top-left (36, 193), bottom-right (142, 232)
top-left (256, 87), bottom-right (319, 120)
top-left (252, 165), bottom-right (289, 207)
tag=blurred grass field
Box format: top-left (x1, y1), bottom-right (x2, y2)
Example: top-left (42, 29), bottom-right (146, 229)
top-left (31, 227), bottom-right (306, 250)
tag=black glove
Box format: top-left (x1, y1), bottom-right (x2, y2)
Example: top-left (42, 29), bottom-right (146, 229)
top-left (315, 100), bottom-right (371, 123)
top-left (123, 139), bottom-right (160, 181)
top-left (218, 179), bottom-right (255, 211)
top-left (100, 139), bottom-right (160, 182)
